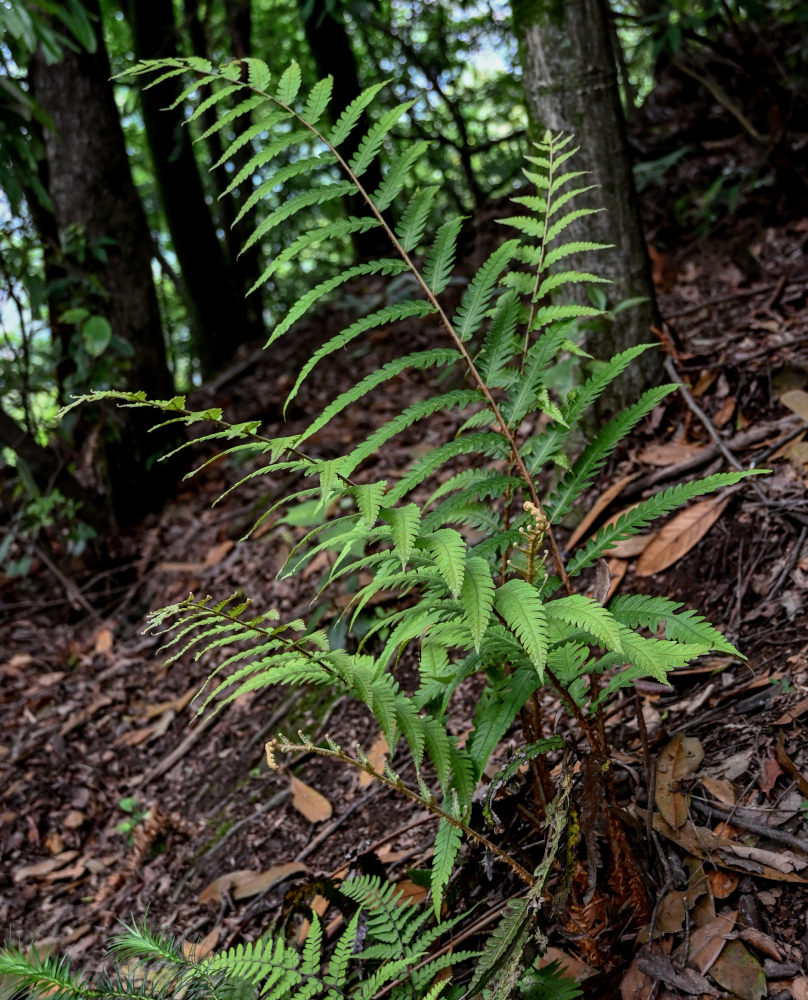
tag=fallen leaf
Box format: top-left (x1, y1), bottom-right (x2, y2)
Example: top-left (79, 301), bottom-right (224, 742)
top-left (790, 976), bottom-right (808, 1000)
top-left (636, 952), bottom-right (716, 995)
top-left (567, 473), bottom-right (637, 549)
top-left (781, 388), bottom-right (808, 421)
top-left (114, 724), bottom-right (156, 747)
top-left (707, 869), bottom-right (737, 898)
top-left (713, 396), bottom-right (736, 429)
top-left (654, 734), bottom-right (705, 829)
top-left (94, 628), bottom-right (114, 654)
top-left (701, 776), bottom-right (736, 805)
top-left (537, 947), bottom-right (595, 983)
top-left (204, 540), bottom-right (234, 566)
top-left (44, 832), bottom-right (64, 854)
top-left (653, 815), bottom-right (808, 883)
top-left (688, 910), bottom-right (737, 973)
top-left (637, 497), bottom-right (729, 576)
top-left (605, 535), bottom-right (653, 558)
top-left (183, 925), bottom-right (220, 960)
top-left (620, 954), bottom-right (654, 999)
top-left (63, 810), bottom-right (86, 829)
top-left (605, 557), bottom-right (627, 600)
top-left (13, 852), bottom-right (79, 882)
top-left (737, 927), bottom-right (782, 961)
top-left (232, 862), bottom-right (310, 900)
top-left (708, 940), bottom-right (766, 1000)
top-left (639, 441), bottom-right (708, 466)
top-left (359, 734), bottom-right (389, 787)
top-left (759, 754), bottom-right (783, 794)
top-left (775, 695), bottom-right (808, 725)
top-left (394, 879), bottom-right (428, 905)
top-left (198, 869), bottom-right (259, 904)
top-left (290, 776), bottom-right (332, 823)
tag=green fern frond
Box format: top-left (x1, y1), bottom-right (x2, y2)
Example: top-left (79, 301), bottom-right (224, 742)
top-left (547, 384), bottom-right (675, 523)
top-left (545, 594), bottom-right (625, 653)
top-left (381, 503), bottom-right (422, 568)
top-left (431, 817), bottom-right (463, 918)
top-left (423, 216), bottom-right (465, 294)
top-left (494, 579), bottom-right (548, 676)
top-left (568, 470), bottom-right (762, 575)
top-left (609, 594), bottom-right (741, 656)
top-left (467, 667), bottom-right (542, 778)
top-left (460, 555), bottom-right (496, 651)
top-left (395, 184), bottom-right (440, 251)
top-left (452, 239), bottom-right (521, 341)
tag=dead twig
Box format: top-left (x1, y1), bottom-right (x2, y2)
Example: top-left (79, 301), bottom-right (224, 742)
top-left (690, 797), bottom-right (808, 854)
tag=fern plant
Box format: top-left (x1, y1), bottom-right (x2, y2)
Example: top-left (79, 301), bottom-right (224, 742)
top-left (48, 55), bottom-right (763, 995)
top-left (0, 874), bottom-right (479, 999)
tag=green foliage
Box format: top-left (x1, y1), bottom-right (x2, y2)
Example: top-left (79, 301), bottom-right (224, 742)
top-left (0, 875), bottom-right (468, 1000)
top-left (52, 58), bottom-right (764, 996)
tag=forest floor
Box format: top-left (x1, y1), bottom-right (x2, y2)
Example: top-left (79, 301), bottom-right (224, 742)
top-left (3, 117), bottom-right (808, 998)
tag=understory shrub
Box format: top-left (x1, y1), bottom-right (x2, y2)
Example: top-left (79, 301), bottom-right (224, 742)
top-left (0, 56), bottom-right (761, 999)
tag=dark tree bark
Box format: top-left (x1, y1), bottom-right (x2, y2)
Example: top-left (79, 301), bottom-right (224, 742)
top-left (180, 0), bottom-right (265, 344)
top-left (298, 0), bottom-right (389, 260)
top-left (28, 0), bottom-right (177, 526)
top-left (125, 0), bottom-right (263, 376)
top-left (512, 0), bottom-right (661, 411)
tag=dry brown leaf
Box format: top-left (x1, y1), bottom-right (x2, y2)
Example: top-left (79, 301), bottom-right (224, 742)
top-left (394, 879), bottom-right (428, 905)
top-left (708, 940), bottom-right (766, 1000)
top-left (737, 927), bottom-right (782, 961)
top-left (654, 734), bottom-right (704, 829)
top-left (183, 925), bottom-right (220, 960)
top-left (605, 557), bottom-right (627, 600)
top-left (688, 910), bottom-right (737, 973)
top-left (64, 810), bottom-right (86, 829)
top-left (775, 695), bottom-right (808, 725)
top-left (44, 831), bottom-right (64, 854)
top-left (759, 755), bottom-right (783, 794)
top-left (605, 535), bottom-right (653, 558)
top-left (13, 852), bottom-right (79, 882)
top-left (713, 396), bottom-right (736, 429)
top-left (204, 540), bottom-right (234, 566)
top-left (232, 862), bottom-right (309, 900)
top-left (359, 734), bottom-right (389, 787)
top-left (290, 776), bottom-right (332, 823)
top-left (707, 870), bottom-right (737, 898)
top-left (93, 628), bottom-right (114, 654)
top-left (566, 473), bottom-right (637, 549)
top-left (781, 388), bottom-right (808, 421)
top-left (639, 441), bottom-right (708, 466)
top-left (700, 776), bottom-right (736, 805)
top-left (653, 814), bottom-right (808, 883)
top-left (620, 954), bottom-right (654, 1000)
top-left (538, 947), bottom-right (595, 983)
top-left (790, 976), bottom-right (808, 1000)
top-left (114, 724), bottom-right (156, 748)
top-left (637, 497), bottom-right (729, 576)
top-left (198, 869), bottom-right (258, 904)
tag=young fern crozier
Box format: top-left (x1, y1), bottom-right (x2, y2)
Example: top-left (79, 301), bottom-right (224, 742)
top-left (56, 55), bottom-right (762, 980)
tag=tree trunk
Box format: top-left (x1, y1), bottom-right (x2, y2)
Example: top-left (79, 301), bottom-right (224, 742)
top-left (512, 0), bottom-right (661, 411)
top-left (125, 0), bottom-right (263, 376)
top-left (299, 0), bottom-right (389, 260)
top-left (28, 0), bottom-right (177, 526)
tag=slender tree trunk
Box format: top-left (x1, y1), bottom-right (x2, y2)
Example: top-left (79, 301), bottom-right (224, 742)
top-left (29, 0), bottom-right (177, 526)
top-left (125, 0), bottom-right (263, 376)
top-left (512, 0), bottom-right (661, 411)
top-left (298, 0), bottom-right (389, 260)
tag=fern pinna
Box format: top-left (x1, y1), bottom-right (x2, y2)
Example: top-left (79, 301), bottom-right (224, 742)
top-left (0, 874), bottom-right (475, 1000)
top-left (71, 57), bottom-right (760, 917)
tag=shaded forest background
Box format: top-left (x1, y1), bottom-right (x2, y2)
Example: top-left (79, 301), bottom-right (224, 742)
top-left (2, 0), bottom-right (807, 557)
